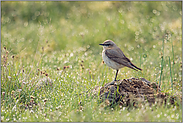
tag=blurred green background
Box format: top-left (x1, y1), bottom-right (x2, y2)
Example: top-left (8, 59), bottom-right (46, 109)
top-left (2, 1), bottom-right (181, 54)
top-left (1, 1), bottom-right (182, 122)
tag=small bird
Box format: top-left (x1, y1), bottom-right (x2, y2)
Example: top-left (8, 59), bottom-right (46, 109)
top-left (99, 40), bottom-right (142, 85)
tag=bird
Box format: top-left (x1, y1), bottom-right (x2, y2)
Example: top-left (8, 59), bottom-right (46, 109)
top-left (99, 40), bottom-right (142, 86)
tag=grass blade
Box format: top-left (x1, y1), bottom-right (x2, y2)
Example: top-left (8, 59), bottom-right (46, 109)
top-left (168, 56), bottom-right (173, 90)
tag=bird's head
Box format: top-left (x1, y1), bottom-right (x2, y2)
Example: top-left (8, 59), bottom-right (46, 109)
top-left (99, 40), bottom-right (117, 50)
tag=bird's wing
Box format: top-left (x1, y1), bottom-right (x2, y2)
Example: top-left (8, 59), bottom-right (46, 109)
top-left (105, 48), bottom-right (138, 71)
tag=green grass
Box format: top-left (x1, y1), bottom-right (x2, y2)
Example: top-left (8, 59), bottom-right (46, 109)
top-left (1, 1), bottom-right (182, 122)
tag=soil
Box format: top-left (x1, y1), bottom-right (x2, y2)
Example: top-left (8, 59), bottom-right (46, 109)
top-left (86, 78), bottom-right (181, 108)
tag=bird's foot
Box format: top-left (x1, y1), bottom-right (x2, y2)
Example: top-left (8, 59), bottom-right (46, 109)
top-left (104, 79), bottom-right (121, 88)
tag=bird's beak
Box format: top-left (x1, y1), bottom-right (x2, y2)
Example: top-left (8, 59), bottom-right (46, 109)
top-left (99, 43), bottom-right (105, 46)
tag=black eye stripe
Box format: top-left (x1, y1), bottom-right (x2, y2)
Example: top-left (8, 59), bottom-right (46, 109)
top-left (105, 43), bottom-right (110, 46)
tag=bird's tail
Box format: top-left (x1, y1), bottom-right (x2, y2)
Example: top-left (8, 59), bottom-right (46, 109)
top-left (130, 63), bottom-right (142, 71)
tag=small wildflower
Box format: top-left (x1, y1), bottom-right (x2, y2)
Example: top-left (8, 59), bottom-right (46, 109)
top-left (78, 101), bottom-right (82, 105)
top-left (2, 92), bottom-right (5, 97)
top-left (44, 99), bottom-right (48, 102)
top-left (30, 99), bottom-right (34, 104)
top-left (11, 90), bottom-right (15, 95)
top-left (8, 76), bottom-right (11, 79)
top-left (30, 110), bottom-right (34, 113)
top-left (36, 72), bottom-right (39, 75)
top-left (22, 82), bottom-right (26, 84)
top-left (30, 96), bottom-right (35, 99)
top-left (79, 106), bottom-right (83, 111)
top-left (18, 89), bottom-right (22, 92)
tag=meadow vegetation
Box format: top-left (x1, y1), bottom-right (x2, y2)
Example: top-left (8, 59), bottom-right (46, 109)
top-left (1, 1), bottom-right (182, 122)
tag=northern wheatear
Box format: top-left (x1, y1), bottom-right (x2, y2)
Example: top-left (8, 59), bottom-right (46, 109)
top-left (99, 40), bottom-right (142, 84)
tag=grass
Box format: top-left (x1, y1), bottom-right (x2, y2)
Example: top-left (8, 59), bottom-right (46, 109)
top-left (1, 1), bottom-right (182, 122)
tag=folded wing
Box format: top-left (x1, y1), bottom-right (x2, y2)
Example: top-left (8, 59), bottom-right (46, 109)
top-left (105, 48), bottom-right (142, 71)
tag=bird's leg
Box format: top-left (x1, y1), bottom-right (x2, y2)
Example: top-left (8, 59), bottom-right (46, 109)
top-left (114, 69), bottom-right (119, 81)
top-left (104, 70), bottom-right (119, 88)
